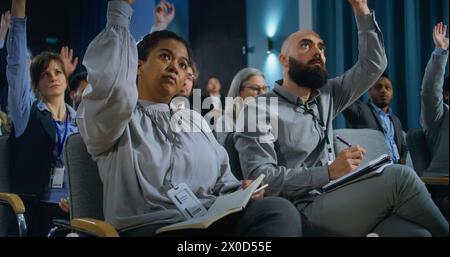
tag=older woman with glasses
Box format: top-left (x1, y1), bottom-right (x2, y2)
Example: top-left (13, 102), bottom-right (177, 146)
top-left (215, 68), bottom-right (268, 143)
top-left (170, 62), bottom-right (199, 111)
top-left (230, 69), bottom-right (268, 100)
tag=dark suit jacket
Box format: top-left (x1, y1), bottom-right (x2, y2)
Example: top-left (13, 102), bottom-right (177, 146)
top-left (343, 100), bottom-right (408, 163)
top-left (8, 103), bottom-right (58, 235)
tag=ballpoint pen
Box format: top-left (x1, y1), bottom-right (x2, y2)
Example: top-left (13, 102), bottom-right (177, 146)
top-left (336, 134), bottom-right (352, 148)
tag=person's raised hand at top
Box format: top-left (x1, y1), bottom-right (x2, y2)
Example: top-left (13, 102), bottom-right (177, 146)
top-left (11, 0), bottom-right (26, 19)
top-left (348, 0), bottom-right (370, 17)
top-left (0, 11), bottom-right (11, 42)
top-left (433, 22), bottom-right (449, 50)
top-left (124, 0), bottom-right (136, 5)
top-left (152, 0), bottom-right (175, 32)
top-left (59, 46), bottom-right (79, 77)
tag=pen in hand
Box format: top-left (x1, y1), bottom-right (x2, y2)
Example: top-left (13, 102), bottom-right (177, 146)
top-left (336, 134), bottom-right (352, 148)
top-left (254, 184), bottom-right (269, 194)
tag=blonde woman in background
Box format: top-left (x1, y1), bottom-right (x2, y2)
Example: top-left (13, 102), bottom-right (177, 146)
top-left (0, 109), bottom-right (11, 136)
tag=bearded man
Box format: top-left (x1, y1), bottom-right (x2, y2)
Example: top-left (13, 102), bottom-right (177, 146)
top-left (234, 0), bottom-right (449, 237)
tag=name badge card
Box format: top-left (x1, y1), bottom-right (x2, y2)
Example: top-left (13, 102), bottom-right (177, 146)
top-left (167, 183), bottom-right (207, 220)
top-left (49, 167), bottom-right (64, 189)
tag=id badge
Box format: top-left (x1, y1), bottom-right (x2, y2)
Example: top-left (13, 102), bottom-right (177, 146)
top-left (49, 167), bottom-right (64, 189)
top-left (167, 183), bottom-right (207, 220)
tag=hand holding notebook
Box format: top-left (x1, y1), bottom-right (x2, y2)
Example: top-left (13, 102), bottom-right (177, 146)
top-left (328, 144), bottom-right (367, 180)
top-left (323, 154), bottom-right (393, 192)
top-left (156, 174), bottom-right (266, 234)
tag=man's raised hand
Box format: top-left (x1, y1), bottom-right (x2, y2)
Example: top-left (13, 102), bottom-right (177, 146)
top-left (433, 22), bottom-right (449, 50)
top-left (59, 46), bottom-right (79, 77)
top-left (348, 0), bottom-right (370, 16)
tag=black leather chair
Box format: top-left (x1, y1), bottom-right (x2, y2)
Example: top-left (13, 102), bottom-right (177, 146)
top-left (0, 136), bottom-right (27, 236)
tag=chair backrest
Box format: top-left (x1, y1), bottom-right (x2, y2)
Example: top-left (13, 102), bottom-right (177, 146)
top-left (333, 129), bottom-right (390, 165)
top-left (223, 132), bottom-right (244, 180)
top-left (406, 128), bottom-right (431, 176)
top-left (0, 135), bottom-right (13, 236)
top-left (64, 133), bottom-right (104, 220)
top-left (0, 136), bottom-right (9, 193)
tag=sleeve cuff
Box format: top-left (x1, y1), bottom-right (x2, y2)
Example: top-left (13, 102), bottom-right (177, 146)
top-left (7, 17), bottom-right (26, 46)
top-left (355, 11), bottom-right (378, 32)
top-left (310, 166), bottom-right (330, 189)
top-left (107, 1), bottom-right (134, 28)
top-left (10, 17), bottom-right (26, 29)
top-left (434, 47), bottom-right (449, 56)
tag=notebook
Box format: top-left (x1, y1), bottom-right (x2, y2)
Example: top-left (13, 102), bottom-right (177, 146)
top-left (156, 174), bottom-right (265, 234)
top-left (322, 154), bottom-right (393, 192)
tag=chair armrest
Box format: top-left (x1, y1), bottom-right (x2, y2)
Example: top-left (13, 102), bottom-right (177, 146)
top-left (421, 176), bottom-right (449, 186)
top-left (0, 193), bottom-right (26, 214)
top-left (71, 218), bottom-right (119, 237)
top-left (47, 219), bottom-right (72, 237)
top-left (53, 219), bottom-right (71, 228)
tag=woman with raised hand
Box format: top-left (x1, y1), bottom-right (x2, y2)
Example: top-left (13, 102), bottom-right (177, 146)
top-left (7, 0), bottom-right (78, 236)
top-left (77, 0), bottom-right (301, 237)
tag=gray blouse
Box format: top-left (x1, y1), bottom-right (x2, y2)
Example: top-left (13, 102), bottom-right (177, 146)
top-left (77, 1), bottom-right (240, 230)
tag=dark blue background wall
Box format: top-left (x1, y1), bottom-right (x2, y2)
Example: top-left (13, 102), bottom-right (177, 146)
top-left (313, 0), bottom-right (449, 129)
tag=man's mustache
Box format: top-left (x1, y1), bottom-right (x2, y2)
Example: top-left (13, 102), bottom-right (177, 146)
top-left (307, 57), bottom-right (324, 65)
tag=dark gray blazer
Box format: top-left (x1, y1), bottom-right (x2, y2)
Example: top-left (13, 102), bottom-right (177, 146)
top-left (343, 100), bottom-right (408, 163)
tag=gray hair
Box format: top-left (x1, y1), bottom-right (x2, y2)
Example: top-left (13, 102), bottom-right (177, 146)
top-left (227, 67), bottom-right (265, 98)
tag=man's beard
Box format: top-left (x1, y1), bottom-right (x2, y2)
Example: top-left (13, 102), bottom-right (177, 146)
top-left (373, 101), bottom-right (389, 109)
top-left (288, 57), bottom-right (328, 90)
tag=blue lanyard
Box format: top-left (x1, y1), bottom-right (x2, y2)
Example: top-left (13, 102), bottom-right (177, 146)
top-left (52, 111), bottom-right (69, 160)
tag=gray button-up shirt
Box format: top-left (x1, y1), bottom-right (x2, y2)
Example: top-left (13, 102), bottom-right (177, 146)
top-left (235, 12), bottom-right (387, 204)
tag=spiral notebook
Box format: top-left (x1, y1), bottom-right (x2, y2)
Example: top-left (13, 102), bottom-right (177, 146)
top-left (322, 154), bottom-right (393, 192)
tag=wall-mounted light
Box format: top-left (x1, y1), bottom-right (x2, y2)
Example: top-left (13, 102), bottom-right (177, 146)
top-left (266, 37), bottom-right (273, 54)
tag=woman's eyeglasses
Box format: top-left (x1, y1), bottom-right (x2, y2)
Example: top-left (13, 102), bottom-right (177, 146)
top-left (242, 84), bottom-right (268, 93)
